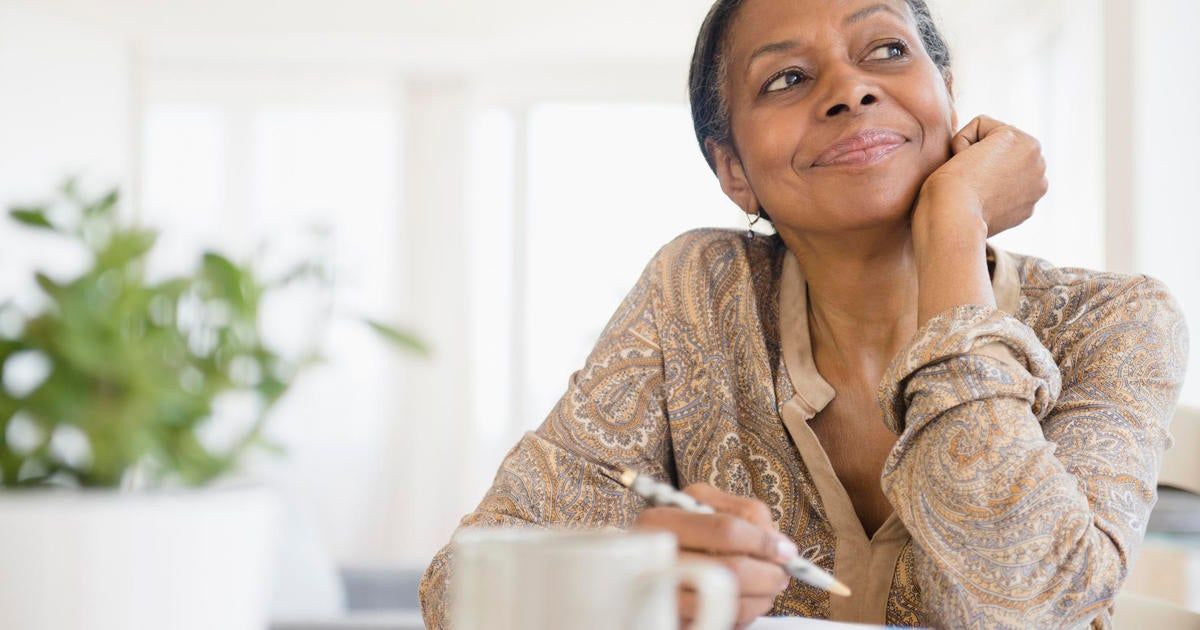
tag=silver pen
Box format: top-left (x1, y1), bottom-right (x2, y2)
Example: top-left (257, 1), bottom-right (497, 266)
top-left (619, 468), bottom-right (851, 597)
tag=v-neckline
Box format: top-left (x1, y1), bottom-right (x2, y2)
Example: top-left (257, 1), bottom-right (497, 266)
top-left (772, 240), bottom-right (1021, 622)
top-left (776, 242), bottom-right (1019, 430)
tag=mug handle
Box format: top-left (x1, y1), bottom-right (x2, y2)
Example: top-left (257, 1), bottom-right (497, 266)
top-left (671, 559), bottom-right (737, 630)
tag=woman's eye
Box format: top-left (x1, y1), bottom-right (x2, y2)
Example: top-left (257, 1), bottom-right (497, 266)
top-left (763, 69), bottom-right (809, 94)
top-left (865, 41), bottom-right (908, 61)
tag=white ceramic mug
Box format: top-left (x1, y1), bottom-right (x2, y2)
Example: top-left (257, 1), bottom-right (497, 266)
top-left (451, 527), bottom-right (737, 630)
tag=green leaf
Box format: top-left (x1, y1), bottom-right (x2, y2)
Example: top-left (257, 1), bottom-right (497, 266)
top-left (97, 229), bottom-right (157, 268)
top-left (256, 373), bottom-right (288, 403)
top-left (34, 273), bottom-right (61, 298)
top-left (0, 338), bottom-right (22, 356)
top-left (202, 251), bottom-right (239, 277)
top-left (152, 278), bottom-right (192, 298)
top-left (364, 319), bottom-right (430, 357)
top-left (10, 208), bottom-right (55, 230)
top-left (201, 252), bottom-right (247, 305)
top-left (87, 189), bottom-right (119, 217)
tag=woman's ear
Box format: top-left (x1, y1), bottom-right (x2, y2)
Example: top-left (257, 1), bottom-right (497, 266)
top-left (706, 138), bottom-right (761, 218)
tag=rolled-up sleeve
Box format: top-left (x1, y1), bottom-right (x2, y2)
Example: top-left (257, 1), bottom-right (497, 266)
top-left (417, 242), bottom-right (677, 629)
top-left (877, 276), bottom-right (1189, 628)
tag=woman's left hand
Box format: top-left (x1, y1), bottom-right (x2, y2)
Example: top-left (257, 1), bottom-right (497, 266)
top-left (915, 115), bottom-right (1048, 238)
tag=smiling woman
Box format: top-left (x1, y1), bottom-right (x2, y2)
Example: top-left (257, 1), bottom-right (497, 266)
top-left (689, 0), bottom-right (952, 226)
top-left (419, 1), bottom-right (1188, 628)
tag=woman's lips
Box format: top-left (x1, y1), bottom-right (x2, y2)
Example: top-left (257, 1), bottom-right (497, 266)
top-left (812, 129), bottom-right (907, 168)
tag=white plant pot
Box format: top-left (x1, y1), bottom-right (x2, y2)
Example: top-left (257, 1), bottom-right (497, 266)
top-left (0, 483), bottom-right (280, 630)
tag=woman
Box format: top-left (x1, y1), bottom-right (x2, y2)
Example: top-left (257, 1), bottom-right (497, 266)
top-left (420, 0), bottom-right (1189, 627)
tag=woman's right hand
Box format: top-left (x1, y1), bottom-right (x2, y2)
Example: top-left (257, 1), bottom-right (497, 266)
top-left (916, 114), bottom-right (1048, 239)
top-left (631, 483), bottom-right (798, 629)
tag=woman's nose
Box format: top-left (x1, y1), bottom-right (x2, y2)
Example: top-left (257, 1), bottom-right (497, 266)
top-left (825, 92), bottom-right (878, 117)
top-left (819, 69), bottom-right (880, 118)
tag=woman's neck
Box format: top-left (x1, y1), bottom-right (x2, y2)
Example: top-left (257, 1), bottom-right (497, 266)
top-left (778, 222), bottom-right (921, 374)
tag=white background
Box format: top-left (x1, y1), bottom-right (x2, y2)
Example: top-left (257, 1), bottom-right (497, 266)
top-left (0, 0), bottom-right (1196, 579)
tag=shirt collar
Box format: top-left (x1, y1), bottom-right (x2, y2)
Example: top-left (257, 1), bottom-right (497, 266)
top-left (778, 242), bottom-right (1020, 418)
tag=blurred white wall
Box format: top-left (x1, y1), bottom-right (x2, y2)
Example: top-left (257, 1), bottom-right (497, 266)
top-left (0, 4), bottom-right (132, 310)
top-left (0, 0), bottom-right (1196, 576)
top-left (0, 5), bottom-right (130, 199)
top-left (936, 0), bottom-right (1105, 270)
top-left (1132, 0), bottom-right (1200, 394)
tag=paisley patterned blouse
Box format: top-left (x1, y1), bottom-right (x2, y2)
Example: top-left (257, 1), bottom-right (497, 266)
top-left (419, 228), bottom-right (1189, 629)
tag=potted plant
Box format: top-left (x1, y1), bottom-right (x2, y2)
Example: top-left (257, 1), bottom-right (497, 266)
top-left (0, 180), bottom-right (426, 630)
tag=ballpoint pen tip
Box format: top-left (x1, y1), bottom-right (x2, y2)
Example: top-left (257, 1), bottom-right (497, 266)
top-left (829, 580), bottom-right (851, 597)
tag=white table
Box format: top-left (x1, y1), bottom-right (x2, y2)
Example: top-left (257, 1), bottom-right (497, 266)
top-left (271, 613), bottom-right (888, 630)
top-left (748, 618), bottom-right (888, 629)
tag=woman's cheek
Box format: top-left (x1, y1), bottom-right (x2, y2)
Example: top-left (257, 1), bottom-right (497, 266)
top-left (921, 112), bottom-right (954, 168)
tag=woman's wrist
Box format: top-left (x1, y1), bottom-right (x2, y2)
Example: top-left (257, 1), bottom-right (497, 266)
top-left (911, 183), bottom-right (994, 326)
top-left (911, 180), bottom-right (988, 247)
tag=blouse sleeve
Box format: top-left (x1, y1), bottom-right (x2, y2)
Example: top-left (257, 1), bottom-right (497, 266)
top-left (417, 244), bottom-right (676, 630)
top-left (876, 275), bottom-right (1189, 628)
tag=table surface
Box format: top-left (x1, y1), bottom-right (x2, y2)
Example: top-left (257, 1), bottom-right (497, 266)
top-left (747, 618), bottom-right (890, 629)
top-left (271, 611), bottom-right (424, 630)
top-left (270, 612), bottom-right (890, 630)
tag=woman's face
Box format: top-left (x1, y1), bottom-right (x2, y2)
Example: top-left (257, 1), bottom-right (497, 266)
top-left (711, 0), bottom-right (957, 235)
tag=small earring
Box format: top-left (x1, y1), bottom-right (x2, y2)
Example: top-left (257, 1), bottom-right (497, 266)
top-left (745, 209), bottom-right (761, 240)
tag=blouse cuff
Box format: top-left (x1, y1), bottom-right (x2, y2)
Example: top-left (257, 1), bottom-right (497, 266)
top-left (877, 303), bottom-right (1062, 434)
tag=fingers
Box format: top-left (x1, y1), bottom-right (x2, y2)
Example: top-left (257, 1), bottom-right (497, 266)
top-left (956, 114), bottom-right (1006, 143)
top-left (633, 484), bottom-right (795, 629)
top-left (950, 114), bottom-right (1010, 154)
top-left (950, 133), bottom-right (972, 155)
top-left (929, 113), bottom-right (1049, 239)
top-left (679, 551), bottom-right (790, 597)
top-left (684, 483), bottom-right (776, 530)
top-left (949, 115), bottom-right (981, 154)
top-left (630, 483), bottom-right (797, 565)
top-left (950, 115), bottom-right (981, 154)
top-left (634, 506), bottom-right (797, 564)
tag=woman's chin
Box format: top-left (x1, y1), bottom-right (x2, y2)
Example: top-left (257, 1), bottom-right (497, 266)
top-left (773, 203), bottom-right (915, 235)
top-left (767, 180), bottom-right (924, 233)
top-left (825, 194), bottom-right (918, 231)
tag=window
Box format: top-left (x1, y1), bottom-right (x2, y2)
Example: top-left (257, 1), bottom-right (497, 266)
top-left (522, 103), bottom-right (743, 429)
top-left (465, 101), bottom-right (748, 449)
top-left (139, 67), bottom-right (405, 563)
